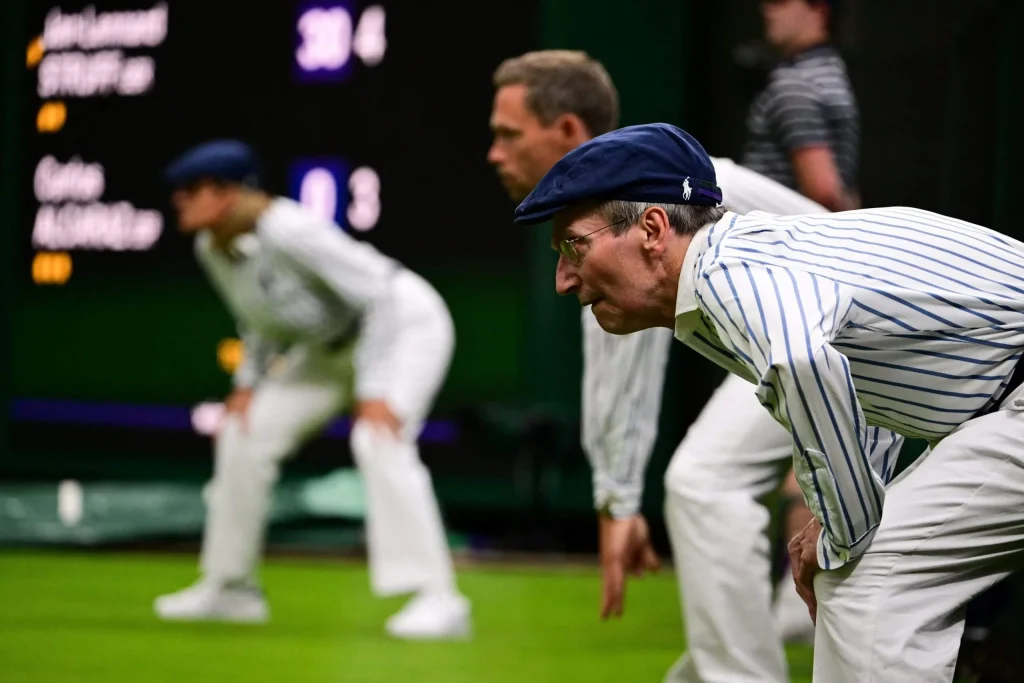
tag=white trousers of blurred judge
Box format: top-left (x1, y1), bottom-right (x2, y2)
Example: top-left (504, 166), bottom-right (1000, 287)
top-left (581, 319), bottom-right (808, 683)
top-left (162, 270), bottom-right (467, 637)
top-left (663, 370), bottom-right (803, 683)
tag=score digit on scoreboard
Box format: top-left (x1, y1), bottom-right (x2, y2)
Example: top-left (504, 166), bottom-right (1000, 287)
top-left (292, 3), bottom-right (385, 232)
top-left (295, 2), bottom-right (386, 81)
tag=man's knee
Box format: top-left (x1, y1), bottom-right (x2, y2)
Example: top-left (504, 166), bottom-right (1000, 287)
top-left (349, 420), bottom-right (421, 471)
top-left (664, 444), bottom-right (746, 503)
top-left (664, 449), bottom-right (700, 502)
top-left (216, 416), bottom-right (297, 472)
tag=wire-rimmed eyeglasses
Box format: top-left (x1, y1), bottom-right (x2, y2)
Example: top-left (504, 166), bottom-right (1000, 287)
top-left (557, 218), bottom-right (628, 265)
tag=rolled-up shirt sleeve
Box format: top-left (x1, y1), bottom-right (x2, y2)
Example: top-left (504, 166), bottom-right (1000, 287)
top-left (696, 258), bottom-right (886, 570)
top-left (582, 311), bottom-right (671, 518)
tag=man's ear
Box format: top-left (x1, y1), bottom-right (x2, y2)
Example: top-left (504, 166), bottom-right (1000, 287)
top-left (218, 184), bottom-right (248, 220)
top-left (553, 112), bottom-right (591, 148)
top-left (639, 206), bottom-right (672, 256)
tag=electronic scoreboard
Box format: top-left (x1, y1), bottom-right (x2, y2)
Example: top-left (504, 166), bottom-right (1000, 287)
top-left (13, 0), bottom-right (537, 440)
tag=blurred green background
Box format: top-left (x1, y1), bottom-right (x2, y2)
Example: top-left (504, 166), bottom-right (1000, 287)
top-left (2, 0), bottom-right (1023, 557)
top-left (3, 1), bottom-right (1023, 682)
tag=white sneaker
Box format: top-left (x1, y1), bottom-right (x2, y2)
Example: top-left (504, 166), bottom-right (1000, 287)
top-left (385, 593), bottom-right (472, 641)
top-left (154, 581), bottom-right (269, 624)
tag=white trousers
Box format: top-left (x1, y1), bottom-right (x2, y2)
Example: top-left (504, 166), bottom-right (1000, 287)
top-left (664, 371), bottom-right (799, 683)
top-left (200, 269), bottom-right (458, 597)
top-left (812, 392), bottom-right (1024, 682)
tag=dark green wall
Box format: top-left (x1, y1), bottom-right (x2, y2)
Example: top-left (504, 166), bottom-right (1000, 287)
top-left (528, 0), bottom-right (696, 514)
top-left (993, 0), bottom-right (1024, 241)
top-left (11, 269), bottom-right (527, 410)
top-left (529, 0), bottom-right (689, 417)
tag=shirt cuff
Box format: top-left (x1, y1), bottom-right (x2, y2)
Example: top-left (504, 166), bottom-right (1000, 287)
top-left (233, 366), bottom-right (260, 389)
top-left (354, 380), bottom-right (389, 403)
top-left (593, 485), bottom-right (640, 519)
top-left (815, 525), bottom-right (877, 572)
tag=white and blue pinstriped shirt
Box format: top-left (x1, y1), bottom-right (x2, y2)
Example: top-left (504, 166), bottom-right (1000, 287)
top-left (583, 158), bottom-right (848, 518)
top-left (675, 207), bottom-right (1024, 569)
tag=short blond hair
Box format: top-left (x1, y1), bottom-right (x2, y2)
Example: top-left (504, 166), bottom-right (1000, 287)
top-left (492, 50), bottom-right (619, 137)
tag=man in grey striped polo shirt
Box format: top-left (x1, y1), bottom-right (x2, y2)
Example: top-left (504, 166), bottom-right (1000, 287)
top-left (743, 0), bottom-right (858, 212)
top-left (518, 122), bottom-right (1024, 682)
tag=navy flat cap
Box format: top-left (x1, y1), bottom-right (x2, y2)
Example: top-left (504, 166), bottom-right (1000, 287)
top-left (163, 139), bottom-right (261, 188)
top-left (514, 123), bottom-right (722, 225)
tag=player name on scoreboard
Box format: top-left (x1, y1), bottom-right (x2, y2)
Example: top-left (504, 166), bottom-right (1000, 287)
top-left (28, 3), bottom-right (169, 281)
top-left (33, 155), bottom-right (162, 251)
top-left (37, 3), bottom-right (166, 97)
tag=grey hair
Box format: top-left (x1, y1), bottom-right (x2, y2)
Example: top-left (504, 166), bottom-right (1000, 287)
top-left (598, 200), bottom-right (728, 236)
top-left (492, 50), bottom-right (619, 137)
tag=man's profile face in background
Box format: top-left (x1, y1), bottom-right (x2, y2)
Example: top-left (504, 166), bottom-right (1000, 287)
top-left (488, 83), bottom-right (580, 202)
top-left (171, 181), bottom-right (239, 233)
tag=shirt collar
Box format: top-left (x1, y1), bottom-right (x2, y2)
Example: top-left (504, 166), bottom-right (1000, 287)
top-left (204, 228), bottom-right (260, 262)
top-left (230, 198), bottom-right (286, 258)
top-left (674, 224), bottom-right (713, 316)
top-left (785, 43), bottom-right (836, 65)
top-left (674, 212), bottom-right (739, 337)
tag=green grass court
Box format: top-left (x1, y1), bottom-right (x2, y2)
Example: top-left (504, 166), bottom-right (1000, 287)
top-left (0, 551), bottom-right (813, 682)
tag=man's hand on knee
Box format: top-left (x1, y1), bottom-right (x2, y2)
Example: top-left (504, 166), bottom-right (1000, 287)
top-left (354, 399), bottom-right (403, 437)
top-left (788, 517), bottom-right (823, 624)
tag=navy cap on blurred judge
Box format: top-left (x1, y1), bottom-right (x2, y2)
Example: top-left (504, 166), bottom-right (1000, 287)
top-left (513, 123), bottom-right (722, 225)
top-left (163, 139), bottom-right (262, 189)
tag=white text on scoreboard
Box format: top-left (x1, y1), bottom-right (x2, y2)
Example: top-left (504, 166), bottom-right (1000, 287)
top-left (32, 155), bottom-right (163, 251)
top-left (36, 3), bottom-right (168, 98)
top-left (295, 3), bottom-right (386, 82)
top-left (289, 159), bottom-right (381, 231)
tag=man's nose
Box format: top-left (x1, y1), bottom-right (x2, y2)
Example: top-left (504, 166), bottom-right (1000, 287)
top-left (554, 254), bottom-right (580, 296)
top-left (487, 142), bottom-right (504, 166)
